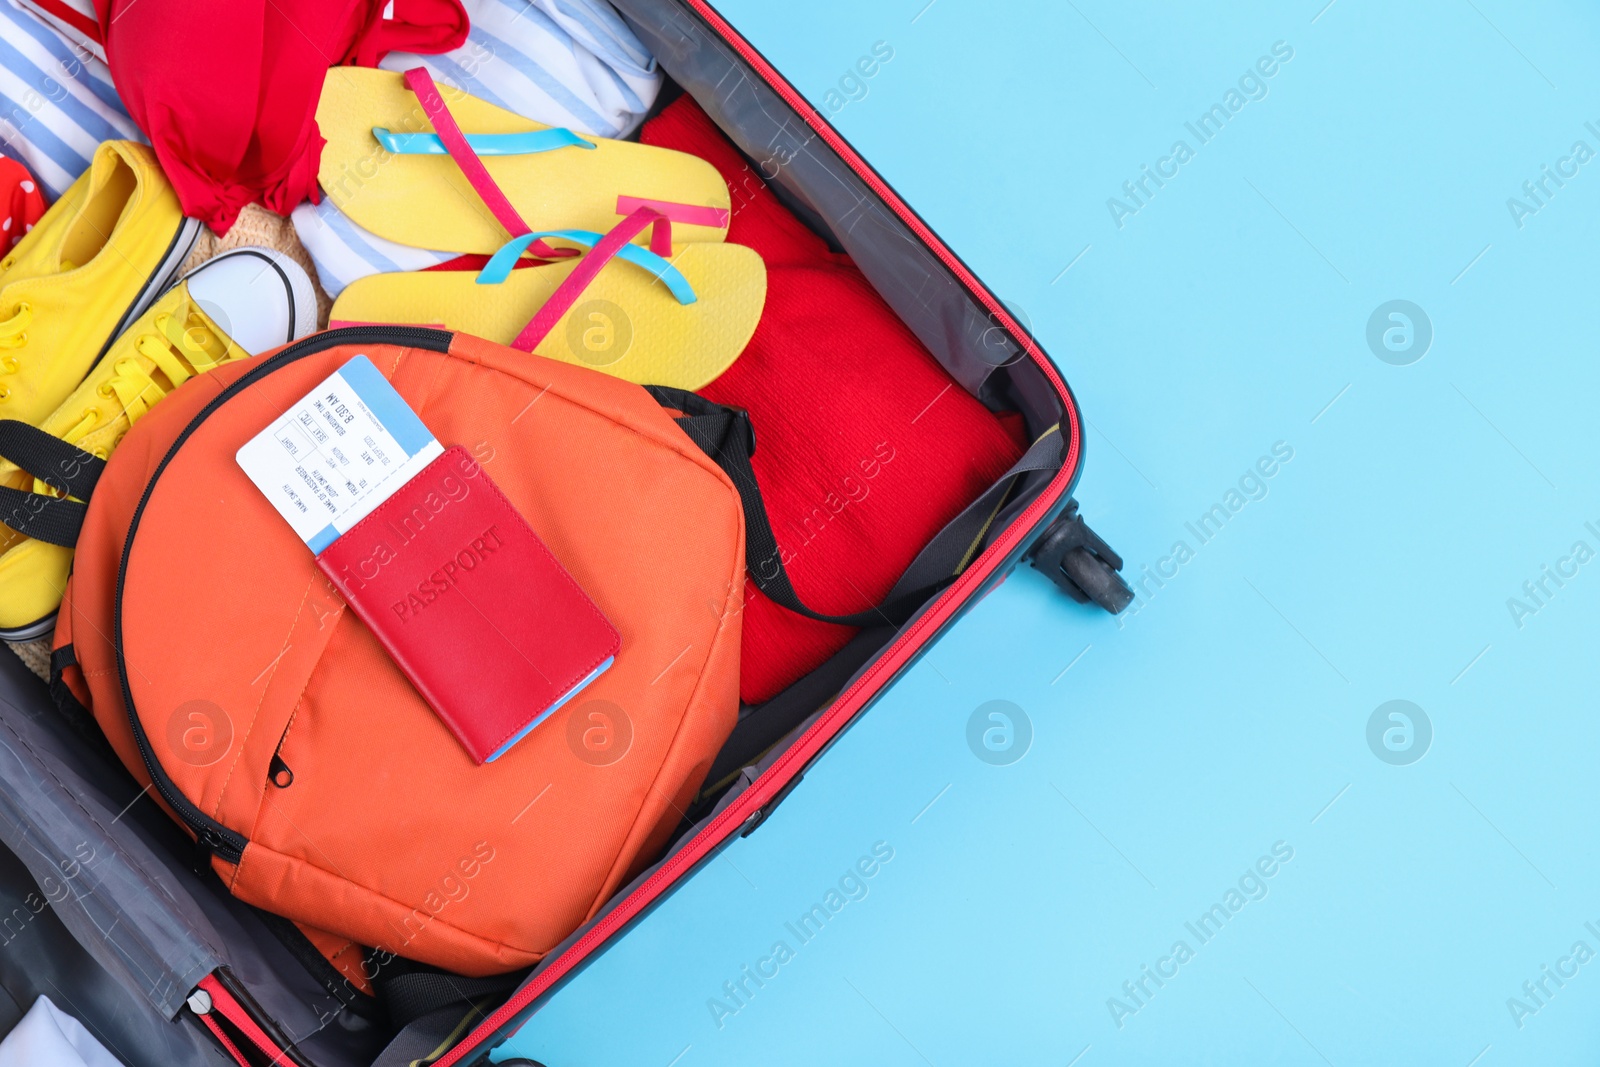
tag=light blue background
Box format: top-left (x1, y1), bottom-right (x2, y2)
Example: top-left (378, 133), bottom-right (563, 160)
top-left (498, 2), bottom-right (1600, 1063)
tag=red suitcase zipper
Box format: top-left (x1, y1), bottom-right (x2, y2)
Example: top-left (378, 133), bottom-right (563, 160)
top-left (431, 6), bottom-right (1088, 1064)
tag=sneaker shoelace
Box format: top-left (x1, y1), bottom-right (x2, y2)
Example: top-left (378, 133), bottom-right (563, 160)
top-left (32, 304), bottom-right (240, 495)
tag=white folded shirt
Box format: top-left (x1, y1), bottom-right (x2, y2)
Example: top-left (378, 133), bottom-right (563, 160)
top-left (0, 997), bottom-right (124, 1067)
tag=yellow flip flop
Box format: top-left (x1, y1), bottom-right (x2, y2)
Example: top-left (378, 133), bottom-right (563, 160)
top-left (330, 209), bottom-right (766, 391)
top-left (317, 66), bottom-right (732, 254)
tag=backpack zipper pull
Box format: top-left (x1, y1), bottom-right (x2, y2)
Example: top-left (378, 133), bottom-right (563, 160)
top-left (268, 753), bottom-right (294, 788)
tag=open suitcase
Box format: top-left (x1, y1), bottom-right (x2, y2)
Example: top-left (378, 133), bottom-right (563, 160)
top-left (0, 1), bottom-right (1131, 1063)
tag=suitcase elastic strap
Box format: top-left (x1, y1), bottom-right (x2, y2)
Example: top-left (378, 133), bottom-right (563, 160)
top-left (648, 385), bottom-right (1064, 628)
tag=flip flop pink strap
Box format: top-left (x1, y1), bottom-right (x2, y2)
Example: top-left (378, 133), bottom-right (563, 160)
top-left (512, 207), bottom-right (673, 352)
top-left (615, 197), bottom-right (729, 254)
top-left (616, 196), bottom-right (730, 235)
top-left (402, 67), bottom-right (576, 261)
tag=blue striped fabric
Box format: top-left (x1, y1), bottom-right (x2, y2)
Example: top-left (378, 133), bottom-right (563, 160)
top-left (294, 0), bottom-right (662, 299)
top-left (0, 0), bottom-right (142, 200)
top-left (385, 0), bottom-right (660, 139)
top-left (292, 196), bottom-right (459, 296)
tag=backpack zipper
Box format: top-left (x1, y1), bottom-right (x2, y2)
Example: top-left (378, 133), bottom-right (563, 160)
top-left (113, 327), bottom-right (453, 865)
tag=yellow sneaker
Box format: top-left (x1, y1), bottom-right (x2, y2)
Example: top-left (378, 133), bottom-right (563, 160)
top-left (0, 247), bottom-right (318, 639)
top-left (0, 140), bottom-right (201, 428)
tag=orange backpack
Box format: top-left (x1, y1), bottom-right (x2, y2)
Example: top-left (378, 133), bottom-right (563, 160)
top-left (52, 327), bottom-right (744, 977)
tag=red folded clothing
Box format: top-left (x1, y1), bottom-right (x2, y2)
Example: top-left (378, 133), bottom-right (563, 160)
top-left (642, 98), bottom-right (1024, 705)
top-left (93, 0), bottom-right (468, 235)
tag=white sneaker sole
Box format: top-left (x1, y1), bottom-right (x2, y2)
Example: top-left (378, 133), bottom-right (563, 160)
top-left (0, 614), bottom-right (59, 643)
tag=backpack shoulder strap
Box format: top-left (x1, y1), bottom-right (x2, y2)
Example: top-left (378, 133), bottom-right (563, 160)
top-left (0, 420), bottom-right (105, 547)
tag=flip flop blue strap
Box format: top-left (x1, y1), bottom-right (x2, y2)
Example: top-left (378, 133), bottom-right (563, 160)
top-left (476, 230), bottom-right (698, 305)
top-left (373, 127), bottom-right (597, 155)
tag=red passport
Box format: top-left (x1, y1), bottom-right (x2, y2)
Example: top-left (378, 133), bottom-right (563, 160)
top-left (316, 445), bottom-right (619, 764)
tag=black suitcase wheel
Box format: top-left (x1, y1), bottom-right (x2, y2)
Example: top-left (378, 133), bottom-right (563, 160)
top-left (1027, 499), bottom-right (1135, 614)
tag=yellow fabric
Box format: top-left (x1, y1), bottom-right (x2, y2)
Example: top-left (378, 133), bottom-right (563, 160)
top-left (331, 241), bottom-right (767, 389)
top-left (0, 287), bottom-right (246, 633)
top-left (317, 67), bottom-right (731, 253)
top-left (0, 302), bottom-right (31, 353)
top-left (0, 141), bottom-right (188, 426)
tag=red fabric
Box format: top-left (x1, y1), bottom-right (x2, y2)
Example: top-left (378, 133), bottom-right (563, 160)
top-left (421, 254), bottom-right (559, 273)
top-left (0, 157), bottom-right (46, 248)
top-left (92, 0), bottom-right (468, 235)
top-left (642, 98), bottom-right (1024, 705)
top-left (29, 0), bottom-right (101, 45)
